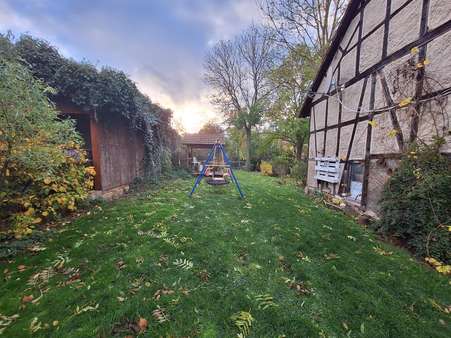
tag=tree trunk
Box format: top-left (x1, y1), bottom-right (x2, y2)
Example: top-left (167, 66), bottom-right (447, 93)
top-left (245, 127), bottom-right (252, 171)
top-left (295, 136), bottom-right (304, 161)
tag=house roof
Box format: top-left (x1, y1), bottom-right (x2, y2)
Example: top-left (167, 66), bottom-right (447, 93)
top-left (181, 133), bottom-right (225, 145)
top-left (298, 0), bottom-right (361, 117)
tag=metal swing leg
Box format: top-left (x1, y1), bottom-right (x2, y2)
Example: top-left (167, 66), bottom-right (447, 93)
top-left (219, 144), bottom-right (245, 198)
top-left (188, 144), bottom-right (217, 197)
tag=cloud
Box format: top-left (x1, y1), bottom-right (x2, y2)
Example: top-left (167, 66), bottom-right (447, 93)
top-left (0, 0), bottom-right (263, 132)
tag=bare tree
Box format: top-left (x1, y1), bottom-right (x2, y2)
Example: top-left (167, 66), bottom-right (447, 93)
top-left (204, 25), bottom-right (277, 170)
top-left (260, 0), bottom-right (348, 56)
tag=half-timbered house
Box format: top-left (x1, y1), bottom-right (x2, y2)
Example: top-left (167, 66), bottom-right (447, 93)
top-left (300, 0), bottom-right (451, 213)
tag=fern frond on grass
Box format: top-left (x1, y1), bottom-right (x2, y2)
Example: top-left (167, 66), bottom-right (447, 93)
top-left (152, 306), bottom-right (169, 323)
top-left (173, 258), bottom-right (193, 270)
top-left (255, 294), bottom-right (278, 310)
top-left (230, 311), bottom-right (254, 337)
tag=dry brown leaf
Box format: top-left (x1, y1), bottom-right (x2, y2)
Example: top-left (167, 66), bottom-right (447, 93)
top-left (137, 317), bottom-right (148, 332)
top-left (22, 295), bottom-right (34, 303)
top-left (18, 265), bottom-right (26, 272)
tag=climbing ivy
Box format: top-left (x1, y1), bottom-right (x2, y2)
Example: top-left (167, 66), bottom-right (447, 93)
top-left (0, 33), bottom-right (177, 178)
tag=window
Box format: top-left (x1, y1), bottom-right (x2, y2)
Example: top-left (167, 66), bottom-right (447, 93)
top-left (343, 162), bottom-right (364, 202)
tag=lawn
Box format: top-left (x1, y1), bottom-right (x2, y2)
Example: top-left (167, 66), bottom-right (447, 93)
top-left (0, 172), bottom-right (450, 337)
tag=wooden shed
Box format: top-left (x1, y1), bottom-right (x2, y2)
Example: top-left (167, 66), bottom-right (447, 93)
top-left (300, 0), bottom-right (451, 213)
top-left (181, 133), bottom-right (225, 171)
top-left (58, 102), bottom-right (145, 197)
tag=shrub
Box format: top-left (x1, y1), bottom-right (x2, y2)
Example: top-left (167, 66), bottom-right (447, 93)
top-left (260, 161), bottom-right (273, 176)
top-left (0, 60), bottom-right (94, 238)
top-left (376, 141), bottom-right (451, 264)
top-left (271, 156), bottom-right (290, 176)
top-left (290, 160), bottom-right (307, 184)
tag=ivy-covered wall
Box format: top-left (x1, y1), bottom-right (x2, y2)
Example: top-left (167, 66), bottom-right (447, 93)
top-left (0, 33), bottom-right (179, 180)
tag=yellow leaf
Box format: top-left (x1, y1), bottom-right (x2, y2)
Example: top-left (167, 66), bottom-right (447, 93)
top-left (32, 218), bottom-right (42, 224)
top-left (368, 120), bottom-right (377, 128)
top-left (42, 211), bottom-right (49, 217)
top-left (436, 265), bottom-right (451, 275)
top-left (24, 208), bottom-right (35, 216)
top-left (387, 129), bottom-right (398, 138)
top-left (416, 62), bottom-right (424, 69)
top-left (425, 257), bottom-right (441, 267)
top-left (423, 58), bottom-right (430, 65)
top-left (410, 47), bottom-right (419, 55)
top-left (43, 177), bottom-right (51, 185)
top-left (399, 97), bottom-right (412, 107)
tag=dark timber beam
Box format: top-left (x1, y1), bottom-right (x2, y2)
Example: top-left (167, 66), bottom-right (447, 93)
top-left (338, 76), bottom-right (368, 193)
top-left (378, 70), bottom-right (405, 151)
top-left (361, 73), bottom-right (377, 209)
top-left (307, 19), bottom-right (451, 110)
top-left (411, 0), bottom-right (430, 141)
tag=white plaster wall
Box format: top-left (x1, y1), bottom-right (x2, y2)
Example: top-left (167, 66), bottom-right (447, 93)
top-left (340, 48), bottom-right (357, 83)
top-left (392, 0), bottom-right (413, 12)
top-left (308, 133), bottom-right (317, 158)
top-left (425, 31), bottom-right (451, 89)
top-left (325, 128), bottom-right (338, 156)
top-left (316, 131), bottom-right (325, 157)
top-left (362, 0), bottom-right (386, 36)
top-left (349, 121), bottom-right (367, 160)
top-left (381, 53), bottom-right (417, 103)
top-left (387, 0), bottom-right (422, 55)
top-left (371, 112), bottom-right (401, 154)
top-left (360, 26), bottom-right (384, 72)
top-left (340, 14), bottom-right (360, 51)
top-left (328, 95), bottom-right (340, 126)
top-left (338, 124), bottom-right (353, 160)
top-left (340, 79), bottom-right (371, 122)
top-left (429, 0), bottom-right (451, 30)
top-left (314, 100), bottom-right (327, 130)
top-left (306, 0), bottom-right (451, 210)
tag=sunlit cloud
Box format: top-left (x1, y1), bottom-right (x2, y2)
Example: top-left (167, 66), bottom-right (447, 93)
top-left (0, 0), bottom-right (263, 132)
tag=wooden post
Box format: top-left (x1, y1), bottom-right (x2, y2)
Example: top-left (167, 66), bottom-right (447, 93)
top-left (90, 116), bottom-right (102, 190)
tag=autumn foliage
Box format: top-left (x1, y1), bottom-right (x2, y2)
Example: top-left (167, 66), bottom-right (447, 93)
top-left (0, 60), bottom-right (94, 238)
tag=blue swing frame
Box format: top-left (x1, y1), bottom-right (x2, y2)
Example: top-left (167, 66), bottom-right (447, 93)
top-left (188, 141), bottom-right (245, 198)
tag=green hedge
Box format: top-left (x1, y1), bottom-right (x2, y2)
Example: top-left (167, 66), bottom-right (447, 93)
top-left (376, 142), bottom-right (451, 263)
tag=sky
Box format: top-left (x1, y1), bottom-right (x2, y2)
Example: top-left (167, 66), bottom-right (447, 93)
top-left (0, 0), bottom-right (264, 132)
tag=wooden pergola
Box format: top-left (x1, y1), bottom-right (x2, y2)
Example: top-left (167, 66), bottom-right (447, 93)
top-left (181, 133), bottom-right (225, 171)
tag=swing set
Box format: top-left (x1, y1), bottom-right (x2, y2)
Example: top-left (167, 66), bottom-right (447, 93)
top-left (188, 140), bottom-right (245, 198)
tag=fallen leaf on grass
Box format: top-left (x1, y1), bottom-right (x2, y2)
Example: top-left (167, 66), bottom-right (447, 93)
top-left (22, 295), bottom-right (34, 303)
top-left (17, 265), bottom-right (26, 272)
top-left (153, 287), bottom-right (174, 300)
top-left (137, 317), bottom-right (148, 332)
top-left (152, 306), bottom-right (169, 323)
top-left (74, 303), bottom-right (99, 315)
top-left (0, 313), bottom-right (19, 334)
top-left (198, 270), bottom-right (210, 283)
top-left (29, 317), bottom-right (42, 333)
top-left (27, 245), bottom-right (46, 253)
top-left (116, 260), bottom-right (126, 270)
top-left (373, 246), bottom-right (393, 256)
top-left (324, 253), bottom-right (339, 260)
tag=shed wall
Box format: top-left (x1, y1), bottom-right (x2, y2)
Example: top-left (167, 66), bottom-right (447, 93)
top-left (98, 114), bottom-right (145, 190)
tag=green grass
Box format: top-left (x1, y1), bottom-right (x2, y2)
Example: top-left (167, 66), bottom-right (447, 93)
top-left (1, 172), bottom-right (450, 337)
